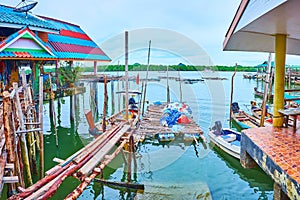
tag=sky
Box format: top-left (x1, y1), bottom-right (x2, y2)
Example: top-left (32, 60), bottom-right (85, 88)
top-left (3, 0), bottom-right (300, 66)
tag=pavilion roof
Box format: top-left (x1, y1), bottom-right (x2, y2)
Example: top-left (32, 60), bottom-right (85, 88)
top-left (223, 0), bottom-right (300, 56)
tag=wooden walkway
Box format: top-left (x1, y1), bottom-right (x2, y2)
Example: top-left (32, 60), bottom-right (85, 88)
top-left (134, 103), bottom-right (204, 143)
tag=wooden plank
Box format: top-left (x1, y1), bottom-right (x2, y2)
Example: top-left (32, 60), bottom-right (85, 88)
top-left (77, 125), bottom-right (131, 176)
top-left (94, 178), bottom-right (144, 190)
top-left (2, 176), bottom-right (18, 183)
top-left (15, 128), bottom-right (41, 134)
top-left (5, 163), bottom-right (14, 171)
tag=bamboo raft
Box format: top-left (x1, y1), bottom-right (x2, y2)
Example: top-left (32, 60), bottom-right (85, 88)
top-left (135, 103), bottom-right (205, 143)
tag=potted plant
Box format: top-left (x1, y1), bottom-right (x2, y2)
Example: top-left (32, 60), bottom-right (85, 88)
top-left (59, 64), bottom-right (81, 88)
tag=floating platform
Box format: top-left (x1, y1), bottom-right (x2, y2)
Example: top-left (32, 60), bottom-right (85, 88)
top-left (134, 103), bottom-right (204, 143)
top-left (241, 126), bottom-right (300, 199)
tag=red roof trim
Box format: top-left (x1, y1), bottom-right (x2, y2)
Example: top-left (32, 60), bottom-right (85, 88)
top-left (18, 28), bottom-right (36, 37)
top-left (0, 41), bottom-right (6, 49)
top-left (60, 29), bottom-right (91, 40)
top-left (50, 42), bottom-right (105, 55)
top-left (14, 52), bottom-right (32, 58)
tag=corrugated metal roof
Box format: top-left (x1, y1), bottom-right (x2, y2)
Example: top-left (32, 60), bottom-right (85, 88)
top-left (48, 34), bottom-right (98, 48)
top-left (50, 42), bottom-right (105, 54)
top-left (54, 52), bottom-right (111, 61)
top-left (0, 51), bottom-right (56, 59)
top-left (0, 5), bottom-right (59, 31)
top-left (0, 4), bottom-right (111, 61)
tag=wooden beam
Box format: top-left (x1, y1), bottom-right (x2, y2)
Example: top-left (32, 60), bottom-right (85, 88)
top-left (2, 176), bottom-right (19, 184)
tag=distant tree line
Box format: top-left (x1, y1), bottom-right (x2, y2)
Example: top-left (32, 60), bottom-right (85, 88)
top-left (80, 64), bottom-right (258, 72)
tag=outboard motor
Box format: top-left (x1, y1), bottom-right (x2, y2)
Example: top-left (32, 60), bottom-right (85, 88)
top-left (231, 102), bottom-right (240, 114)
top-left (211, 121), bottom-right (222, 134)
top-left (215, 121), bottom-right (222, 134)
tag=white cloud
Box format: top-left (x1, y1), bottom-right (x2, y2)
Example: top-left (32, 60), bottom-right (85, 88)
top-left (2, 0), bottom-right (300, 66)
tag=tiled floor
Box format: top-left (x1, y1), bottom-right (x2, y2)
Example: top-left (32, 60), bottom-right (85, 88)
top-left (243, 126), bottom-right (300, 184)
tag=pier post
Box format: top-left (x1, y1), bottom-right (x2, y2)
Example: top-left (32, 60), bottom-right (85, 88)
top-left (273, 34), bottom-right (286, 127)
top-left (38, 75), bottom-right (44, 178)
top-left (70, 95), bottom-right (74, 122)
top-left (94, 61), bottom-right (97, 75)
top-left (240, 132), bottom-right (258, 168)
top-left (274, 183), bottom-right (289, 200)
top-left (111, 80), bottom-right (115, 114)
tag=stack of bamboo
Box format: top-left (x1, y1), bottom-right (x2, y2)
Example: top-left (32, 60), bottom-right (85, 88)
top-left (9, 121), bottom-right (133, 199)
top-left (0, 70), bottom-right (44, 196)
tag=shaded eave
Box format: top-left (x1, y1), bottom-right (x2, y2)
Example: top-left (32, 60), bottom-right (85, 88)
top-left (0, 22), bottom-right (60, 34)
top-left (223, 0), bottom-right (300, 55)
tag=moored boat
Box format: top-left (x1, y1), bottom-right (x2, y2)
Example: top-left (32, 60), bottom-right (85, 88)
top-left (209, 121), bottom-right (240, 159)
top-left (250, 101), bottom-right (273, 124)
top-left (253, 87), bottom-right (274, 100)
top-left (231, 102), bottom-right (271, 131)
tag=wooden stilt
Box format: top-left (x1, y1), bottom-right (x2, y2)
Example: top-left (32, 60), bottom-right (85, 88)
top-left (102, 76), bottom-right (107, 132)
top-left (39, 75), bottom-right (44, 178)
top-left (3, 91), bottom-right (16, 194)
top-left (142, 40), bottom-right (151, 116)
top-left (125, 31), bottom-right (129, 121)
top-left (127, 134), bottom-right (133, 182)
top-left (229, 65), bottom-right (237, 127)
top-left (11, 84), bottom-right (33, 186)
top-left (70, 95), bottom-right (74, 123)
top-left (111, 80), bottom-right (115, 114)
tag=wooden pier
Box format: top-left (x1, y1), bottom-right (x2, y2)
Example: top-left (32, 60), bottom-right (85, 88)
top-left (240, 126), bottom-right (300, 200)
top-left (134, 103), bottom-right (204, 143)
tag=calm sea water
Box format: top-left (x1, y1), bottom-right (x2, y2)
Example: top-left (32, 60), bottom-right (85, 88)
top-left (41, 71), bottom-right (274, 199)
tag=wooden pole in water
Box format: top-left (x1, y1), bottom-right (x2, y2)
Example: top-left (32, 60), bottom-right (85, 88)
top-left (3, 91), bottom-right (16, 193)
top-left (142, 40), bottom-right (151, 116)
top-left (39, 74), bottom-right (44, 178)
top-left (229, 64), bottom-right (237, 128)
top-left (48, 74), bottom-right (58, 147)
top-left (94, 61), bottom-right (97, 75)
top-left (268, 68), bottom-right (274, 101)
top-left (12, 84), bottom-right (33, 186)
top-left (125, 31), bottom-right (129, 121)
top-left (102, 76), bottom-right (107, 132)
top-left (178, 66), bottom-right (182, 102)
top-left (260, 53), bottom-right (272, 127)
top-left (111, 80), bottom-right (115, 114)
top-left (167, 65), bottom-right (170, 103)
top-left (127, 134), bottom-right (133, 182)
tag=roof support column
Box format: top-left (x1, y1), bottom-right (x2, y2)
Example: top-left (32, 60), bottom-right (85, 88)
top-left (273, 34), bottom-right (286, 127)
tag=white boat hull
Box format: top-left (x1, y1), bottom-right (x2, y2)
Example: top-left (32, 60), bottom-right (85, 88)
top-left (208, 128), bottom-right (240, 159)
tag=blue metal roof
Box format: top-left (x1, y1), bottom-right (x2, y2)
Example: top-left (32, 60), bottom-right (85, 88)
top-left (43, 17), bottom-right (85, 34)
top-left (0, 5), bottom-right (59, 31)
